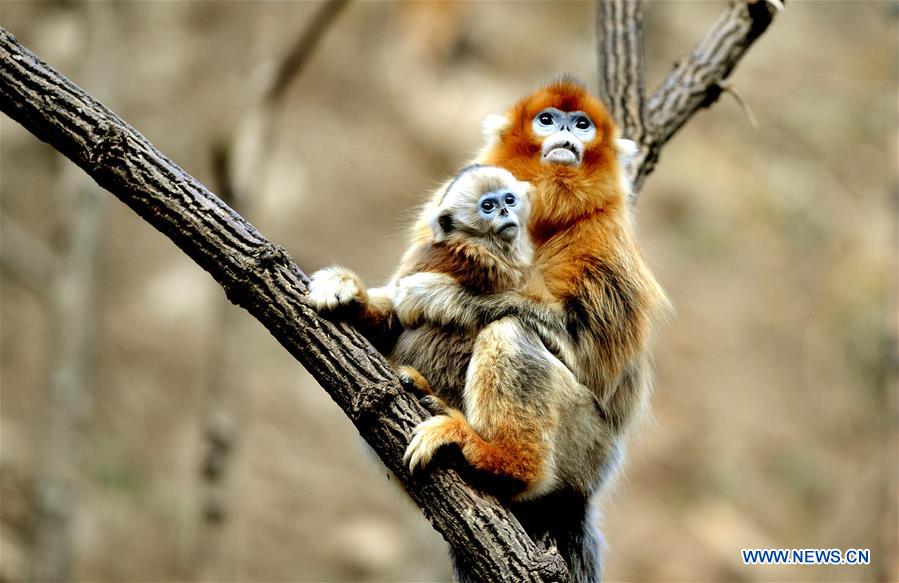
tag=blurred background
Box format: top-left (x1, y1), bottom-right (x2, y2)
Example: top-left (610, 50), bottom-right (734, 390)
top-left (1, 1), bottom-right (896, 582)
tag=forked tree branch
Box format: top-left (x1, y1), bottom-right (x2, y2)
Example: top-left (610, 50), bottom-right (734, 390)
top-left (598, 0), bottom-right (781, 196)
top-left (0, 28), bottom-right (567, 582)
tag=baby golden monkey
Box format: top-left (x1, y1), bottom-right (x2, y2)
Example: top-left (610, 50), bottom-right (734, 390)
top-left (310, 164), bottom-right (583, 499)
top-left (308, 164), bottom-right (546, 407)
top-left (389, 164), bottom-right (538, 408)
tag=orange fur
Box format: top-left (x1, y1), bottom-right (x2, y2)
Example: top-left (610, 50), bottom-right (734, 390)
top-left (476, 79), bottom-right (668, 390)
top-left (425, 408), bottom-right (548, 487)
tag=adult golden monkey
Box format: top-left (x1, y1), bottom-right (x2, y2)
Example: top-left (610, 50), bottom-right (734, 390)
top-left (309, 78), bottom-right (669, 581)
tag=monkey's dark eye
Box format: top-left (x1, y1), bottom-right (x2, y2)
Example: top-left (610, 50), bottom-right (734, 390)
top-left (538, 113), bottom-right (553, 126)
top-left (575, 117), bottom-right (591, 130)
top-left (480, 200), bottom-right (495, 213)
top-left (504, 193), bottom-right (516, 205)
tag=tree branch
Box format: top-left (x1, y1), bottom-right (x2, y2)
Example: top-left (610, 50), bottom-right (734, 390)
top-left (597, 0), bottom-right (781, 196)
top-left (596, 0), bottom-right (646, 144)
top-left (0, 27), bottom-right (566, 582)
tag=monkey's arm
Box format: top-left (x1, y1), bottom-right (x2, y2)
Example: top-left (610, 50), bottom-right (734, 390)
top-left (307, 266), bottom-right (400, 351)
top-left (394, 272), bottom-right (573, 361)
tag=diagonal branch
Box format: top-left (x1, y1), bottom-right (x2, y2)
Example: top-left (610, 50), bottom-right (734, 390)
top-left (0, 27), bottom-right (566, 582)
top-left (597, 0), bottom-right (780, 196)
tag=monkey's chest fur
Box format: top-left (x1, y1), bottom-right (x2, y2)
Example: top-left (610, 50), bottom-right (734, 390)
top-left (391, 325), bottom-right (477, 410)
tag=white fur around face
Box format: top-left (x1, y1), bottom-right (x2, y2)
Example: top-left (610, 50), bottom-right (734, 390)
top-left (615, 138), bottom-right (637, 166)
top-left (480, 113), bottom-right (510, 148)
top-left (615, 138), bottom-right (638, 199)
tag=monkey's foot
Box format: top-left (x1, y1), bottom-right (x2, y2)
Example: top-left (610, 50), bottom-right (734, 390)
top-left (307, 266), bottom-right (366, 311)
top-left (397, 365), bottom-right (433, 396)
top-left (419, 394), bottom-right (449, 416)
top-left (403, 409), bottom-right (466, 473)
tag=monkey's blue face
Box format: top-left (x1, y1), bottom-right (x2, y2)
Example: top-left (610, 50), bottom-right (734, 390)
top-left (479, 190), bottom-right (522, 241)
top-left (532, 108), bottom-right (596, 167)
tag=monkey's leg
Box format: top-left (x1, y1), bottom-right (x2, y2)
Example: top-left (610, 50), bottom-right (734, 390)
top-left (459, 317), bottom-right (563, 496)
top-left (404, 402), bottom-right (544, 487)
top-left (404, 318), bottom-right (561, 492)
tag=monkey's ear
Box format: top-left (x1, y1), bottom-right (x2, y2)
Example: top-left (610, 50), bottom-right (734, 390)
top-left (615, 138), bottom-right (638, 168)
top-left (481, 113), bottom-right (510, 145)
top-left (429, 212), bottom-right (454, 242)
top-left (437, 214), bottom-right (454, 235)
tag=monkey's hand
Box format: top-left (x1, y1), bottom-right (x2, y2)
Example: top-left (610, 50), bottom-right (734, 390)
top-left (393, 272), bottom-right (468, 328)
top-left (307, 266), bottom-right (370, 312)
top-left (307, 266), bottom-right (401, 352)
top-left (395, 272), bottom-right (563, 332)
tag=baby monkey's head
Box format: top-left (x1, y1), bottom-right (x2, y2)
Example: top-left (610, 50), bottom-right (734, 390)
top-left (430, 165), bottom-right (533, 251)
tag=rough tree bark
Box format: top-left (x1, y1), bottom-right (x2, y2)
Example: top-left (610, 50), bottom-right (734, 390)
top-left (0, 0), bottom-right (778, 578)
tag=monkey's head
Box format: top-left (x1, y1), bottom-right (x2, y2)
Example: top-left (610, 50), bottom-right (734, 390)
top-left (476, 78), bottom-right (636, 236)
top-left (430, 165), bottom-right (533, 254)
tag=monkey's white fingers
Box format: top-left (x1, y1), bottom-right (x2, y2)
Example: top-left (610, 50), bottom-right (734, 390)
top-left (403, 415), bottom-right (457, 474)
top-left (306, 266), bottom-right (365, 311)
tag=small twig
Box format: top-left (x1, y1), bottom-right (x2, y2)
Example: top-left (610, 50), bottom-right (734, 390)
top-left (28, 4), bottom-right (115, 580)
top-left (718, 81), bottom-right (759, 130)
top-left (195, 0), bottom-right (350, 570)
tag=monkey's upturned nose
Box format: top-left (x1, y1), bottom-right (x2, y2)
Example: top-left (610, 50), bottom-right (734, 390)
top-left (500, 207), bottom-right (509, 216)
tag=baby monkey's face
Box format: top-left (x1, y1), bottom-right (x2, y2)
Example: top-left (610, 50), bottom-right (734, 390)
top-left (432, 165), bottom-right (532, 248)
top-left (478, 189), bottom-right (523, 242)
